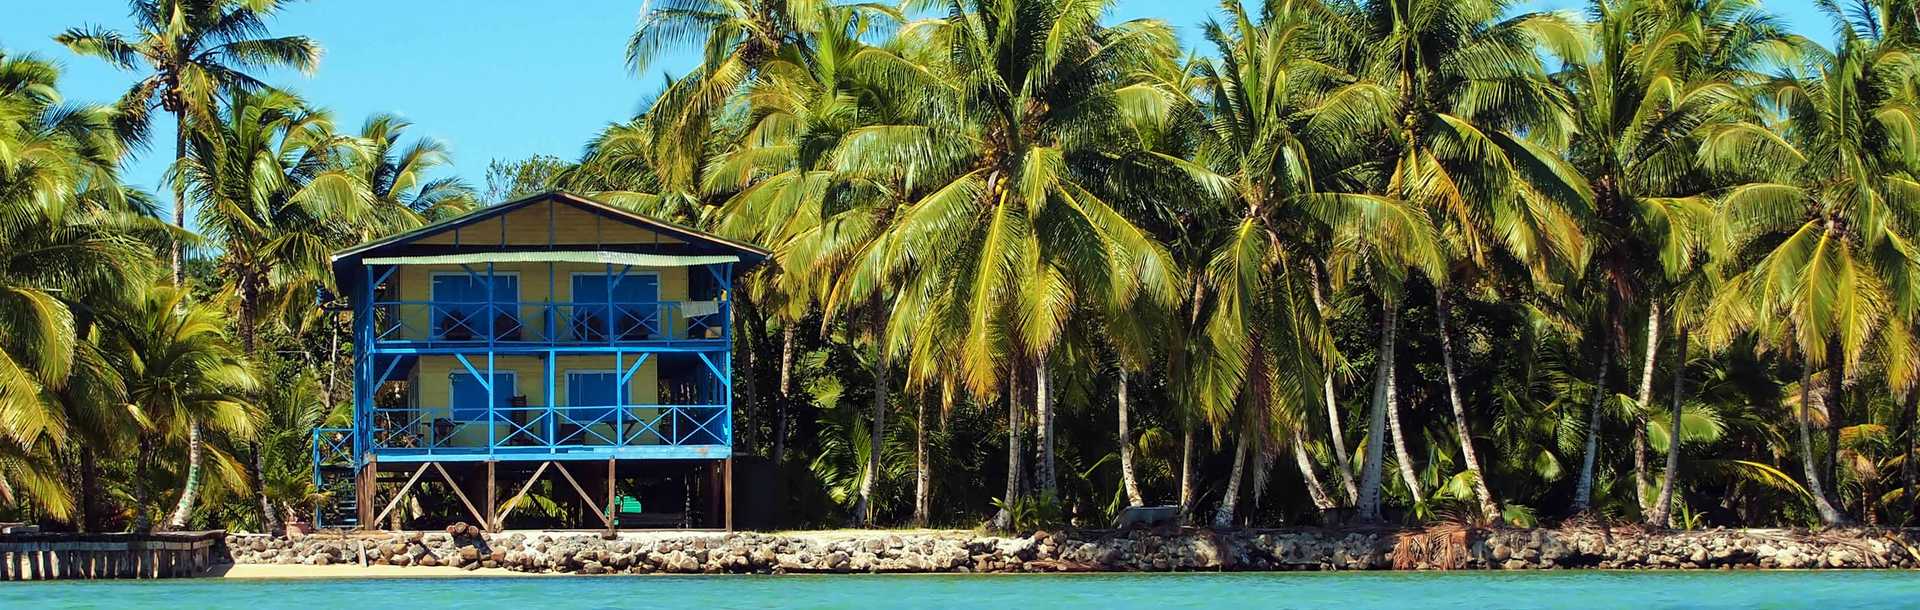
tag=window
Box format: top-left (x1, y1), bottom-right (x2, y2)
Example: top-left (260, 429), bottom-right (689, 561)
top-left (449, 371), bottom-right (516, 421)
top-left (565, 371), bottom-right (622, 425)
top-left (570, 273), bottom-right (659, 340)
top-left (431, 274), bottom-right (518, 340)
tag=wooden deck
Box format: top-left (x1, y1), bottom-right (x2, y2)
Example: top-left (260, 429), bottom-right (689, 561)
top-left (0, 530), bottom-right (225, 580)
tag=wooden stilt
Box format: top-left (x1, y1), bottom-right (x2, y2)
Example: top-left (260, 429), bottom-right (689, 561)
top-left (495, 461), bottom-right (550, 529)
top-left (605, 458), bottom-right (617, 536)
top-left (552, 461), bottom-right (612, 529)
top-left (486, 461), bottom-right (498, 532)
top-left (372, 462), bottom-right (432, 527)
top-left (707, 461), bottom-right (723, 529)
top-left (358, 454), bottom-right (377, 530)
top-left (432, 462), bottom-right (488, 527)
top-left (724, 457), bottom-right (734, 532)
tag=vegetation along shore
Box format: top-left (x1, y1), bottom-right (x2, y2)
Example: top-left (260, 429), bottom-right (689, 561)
top-left (13, 0), bottom-right (1920, 559)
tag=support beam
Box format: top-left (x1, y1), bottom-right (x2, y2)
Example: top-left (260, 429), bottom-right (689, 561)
top-left (494, 461), bottom-right (551, 529)
top-left (485, 461), bottom-right (498, 533)
top-left (606, 457), bottom-right (618, 537)
top-left (433, 462), bottom-right (488, 527)
top-left (372, 463), bottom-right (432, 527)
top-left (357, 455), bottom-right (377, 530)
top-left (724, 457), bottom-right (734, 532)
top-left (553, 461), bottom-right (613, 529)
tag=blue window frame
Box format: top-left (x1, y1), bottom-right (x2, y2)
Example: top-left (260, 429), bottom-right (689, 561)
top-left (431, 273), bottom-right (518, 340)
top-left (565, 371), bottom-right (621, 425)
top-left (449, 371), bottom-right (515, 421)
top-left (570, 272), bottom-right (659, 340)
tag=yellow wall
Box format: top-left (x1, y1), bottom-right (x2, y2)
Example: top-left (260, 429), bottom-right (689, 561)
top-left (389, 262), bottom-right (690, 340)
top-left (412, 198), bottom-right (687, 247)
top-left (411, 354), bottom-right (665, 446)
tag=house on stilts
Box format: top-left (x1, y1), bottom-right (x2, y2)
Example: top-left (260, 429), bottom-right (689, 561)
top-left (310, 191), bottom-right (767, 531)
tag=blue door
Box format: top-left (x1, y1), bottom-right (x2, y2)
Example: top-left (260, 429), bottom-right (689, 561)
top-left (450, 372), bottom-right (515, 421)
top-left (432, 274), bottom-right (518, 340)
top-left (571, 273), bottom-right (659, 339)
top-left (566, 372), bottom-right (621, 425)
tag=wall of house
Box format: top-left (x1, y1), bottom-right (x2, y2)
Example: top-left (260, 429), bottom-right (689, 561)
top-left (403, 354), bottom-right (665, 447)
top-left (387, 262), bottom-right (692, 341)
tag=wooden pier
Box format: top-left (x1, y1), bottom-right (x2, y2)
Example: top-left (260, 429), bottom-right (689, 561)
top-left (0, 531), bottom-right (225, 580)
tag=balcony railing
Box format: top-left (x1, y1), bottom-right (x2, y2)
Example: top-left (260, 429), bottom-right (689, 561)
top-left (366, 404), bottom-right (729, 455)
top-left (369, 300), bottom-right (727, 345)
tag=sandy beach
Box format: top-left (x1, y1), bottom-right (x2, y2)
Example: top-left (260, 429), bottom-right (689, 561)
top-left (210, 563), bottom-right (553, 579)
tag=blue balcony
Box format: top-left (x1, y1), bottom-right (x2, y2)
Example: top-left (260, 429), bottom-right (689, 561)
top-left (369, 299), bottom-right (729, 352)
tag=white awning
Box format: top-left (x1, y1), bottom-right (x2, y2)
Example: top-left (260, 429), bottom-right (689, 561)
top-left (362, 251), bottom-right (740, 267)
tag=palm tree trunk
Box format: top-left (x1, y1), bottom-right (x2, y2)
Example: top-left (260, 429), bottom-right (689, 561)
top-left (1357, 301), bottom-right (1397, 522)
top-left (236, 272), bottom-right (280, 535)
top-left (774, 325), bottom-right (796, 467)
top-left (171, 110), bottom-right (186, 286)
top-left (1179, 422), bottom-right (1197, 521)
top-left (1212, 436), bottom-right (1249, 528)
top-left (993, 379), bottom-right (1025, 531)
top-left (1118, 371), bottom-right (1145, 507)
top-left (1900, 386), bottom-right (1918, 524)
top-left (1647, 329), bottom-right (1688, 527)
top-left (1380, 301), bottom-right (1420, 504)
top-left (1034, 357), bottom-right (1056, 499)
top-left (1824, 337), bottom-right (1844, 507)
top-left (1293, 430), bottom-right (1336, 512)
top-left (1308, 266), bottom-right (1357, 504)
top-left (1324, 373), bottom-right (1358, 505)
top-left (1572, 333), bottom-right (1612, 514)
top-left (1799, 361), bottom-right (1849, 525)
top-left (1633, 305), bottom-right (1661, 512)
top-left (1434, 286), bottom-right (1496, 518)
top-left (165, 421), bottom-right (204, 530)
top-left (79, 449), bottom-right (99, 533)
top-left (913, 396), bottom-right (931, 527)
top-left (855, 339), bottom-right (887, 526)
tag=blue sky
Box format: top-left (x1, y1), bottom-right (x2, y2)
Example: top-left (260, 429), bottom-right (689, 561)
top-left (5, 0), bottom-right (1832, 201)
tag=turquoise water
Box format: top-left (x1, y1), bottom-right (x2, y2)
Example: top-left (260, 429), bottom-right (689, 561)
top-left (5, 571), bottom-right (1916, 609)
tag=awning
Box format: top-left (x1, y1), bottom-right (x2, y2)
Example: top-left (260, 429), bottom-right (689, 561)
top-left (361, 251), bottom-right (741, 267)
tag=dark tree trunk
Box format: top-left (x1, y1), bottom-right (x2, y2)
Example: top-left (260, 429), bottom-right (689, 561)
top-left (774, 325), bottom-right (796, 467)
top-left (993, 377), bottom-right (1025, 531)
top-left (79, 449), bottom-right (99, 533)
top-left (1647, 329), bottom-right (1688, 527)
top-left (1901, 387), bottom-right (1919, 524)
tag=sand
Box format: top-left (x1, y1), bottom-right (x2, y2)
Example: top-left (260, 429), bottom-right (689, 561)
top-left (210, 563), bottom-right (553, 579)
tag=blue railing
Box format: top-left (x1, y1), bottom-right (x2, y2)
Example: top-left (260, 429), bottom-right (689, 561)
top-left (369, 300), bottom-right (728, 345)
top-left (367, 404), bottom-right (729, 455)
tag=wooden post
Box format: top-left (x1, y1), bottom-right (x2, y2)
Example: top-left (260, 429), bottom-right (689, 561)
top-left (724, 457), bottom-right (734, 532)
top-left (707, 461), bottom-right (722, 529)
top-left (486, 460), bottom-right (498, 533)
top-left (359, 454), bottom-right (378, 530)
top-left (605, 458), bottom-right (617, 537)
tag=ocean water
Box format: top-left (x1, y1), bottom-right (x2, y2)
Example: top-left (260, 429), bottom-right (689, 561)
top-left (5, 571), bottom-right (1915, 609)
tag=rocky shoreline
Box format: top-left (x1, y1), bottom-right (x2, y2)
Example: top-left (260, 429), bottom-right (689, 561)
top-left (221, 526), bottom-right (1920, 574)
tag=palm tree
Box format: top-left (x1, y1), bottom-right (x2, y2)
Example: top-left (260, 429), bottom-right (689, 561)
top-left (176, 88), bottom-right (370, 531)
top-left (1345, 0), bottom-right (1593, 520)
top-left (1555, 0), bottom-right (1790, 516)
top-left (1168, 0), bottom-right (1438, 526)
top-left (104, 286), bottom-right (260, 530)
top-left (835, 0), bottom-right (1181, 528)
top-left (1701, 2), bottom-right (1920, 526)
top-left (57, 0), bottom-right (320, 285)
top-left (702, 6), bottom-right (924, 523)
top-left (0, 47), bottom-right (152, 523)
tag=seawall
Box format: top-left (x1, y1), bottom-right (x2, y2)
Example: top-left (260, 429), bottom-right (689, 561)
top-left (222, 526), bottom-right (1920, 574)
